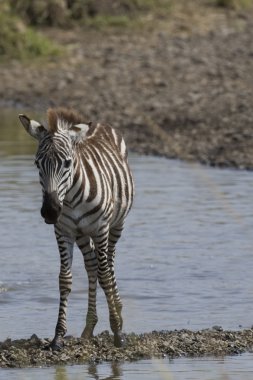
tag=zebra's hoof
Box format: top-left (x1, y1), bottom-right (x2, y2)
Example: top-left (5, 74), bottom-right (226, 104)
top-left (48, 337), bottom-right (64, 351)
top-left (81, 327), bottom-right (94, 340)
top-left (114, 333), bottom-right (125, 348)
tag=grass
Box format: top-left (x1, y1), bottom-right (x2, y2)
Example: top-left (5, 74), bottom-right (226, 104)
top-left (86, 14), bottom-right (132, 29)
top-left (83, 0), bottom-right (172, 29)
top-left (20, 28), bottom-right (61, 59)
top-left (81, 0), bottom-right (253, 30)
top-left (0, 5), bottom-right (62, 61)
top-left (1, 0), bottom-right (253, 61)
top-left (9, 0), bottom-right (173, 30)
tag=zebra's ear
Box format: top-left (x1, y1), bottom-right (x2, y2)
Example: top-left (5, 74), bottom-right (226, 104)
top-left (19, 114), bottom-right (47, 140)
top-left (69, 123), bottom-right (90, 142)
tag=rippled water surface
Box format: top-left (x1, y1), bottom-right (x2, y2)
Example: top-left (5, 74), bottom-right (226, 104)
top-left (1, 354), bottom-right (253, 380)
top-left (1, 109), bottom-right (253, 378)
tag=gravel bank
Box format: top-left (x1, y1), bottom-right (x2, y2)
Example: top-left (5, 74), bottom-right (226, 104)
top-left (1, 328), bottom-right (253, 368)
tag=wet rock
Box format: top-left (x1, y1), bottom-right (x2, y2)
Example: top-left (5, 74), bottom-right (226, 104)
top-left (212, 325), bottom-right (223, 332)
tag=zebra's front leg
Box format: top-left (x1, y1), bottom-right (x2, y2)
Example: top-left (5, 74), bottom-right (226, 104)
top-left (50, 233), bottom-right (74, 351)
top-left (94, 228), bottom-right (124, 347)
top-left (76, 236), bottom-right (98, 340)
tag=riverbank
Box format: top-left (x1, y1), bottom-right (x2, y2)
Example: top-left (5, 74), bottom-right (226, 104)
top-left (1, 328), bottom-right (253, 368)
top-left (1, 3), bottom-right (253, 169)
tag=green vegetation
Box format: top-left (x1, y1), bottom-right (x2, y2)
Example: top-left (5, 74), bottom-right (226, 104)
top-left (9, 0), bottom-right (172, 27)
top-left (1, 0), bottom-right (253, 61)
top-left (85, 0), bottom-right (172, 29)
top-left (0, 0), bottom-right (173, 60)
top-left (86, 14), bottom-right (132, 29)
top-left (0, 3), bottom-right (61, 61)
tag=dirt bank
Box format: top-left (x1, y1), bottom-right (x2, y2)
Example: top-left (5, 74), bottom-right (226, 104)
top-left (1, 6), bottom-right (253, 168)
top-left (1, 328), bottom-right (253, 368)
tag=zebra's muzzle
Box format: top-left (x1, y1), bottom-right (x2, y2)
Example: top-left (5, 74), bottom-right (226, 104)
top-left (41, 191), bottom-right (62, 224)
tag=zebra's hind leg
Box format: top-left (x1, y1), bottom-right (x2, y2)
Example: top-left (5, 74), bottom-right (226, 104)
top-left (76, 235), bottom-right (98, 340)
top-left (94, 227), bottom-right (124, 348)
top-left (108, 224), bottom-right (124, 332)
top-left (50, 233), bottom-right (74, 351)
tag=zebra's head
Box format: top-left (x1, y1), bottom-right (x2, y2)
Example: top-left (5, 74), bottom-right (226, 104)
top-left (19, 108), bottom-right (90, 224)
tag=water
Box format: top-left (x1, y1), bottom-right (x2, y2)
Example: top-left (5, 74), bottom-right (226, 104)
top-left (1, 108), bottom-right (253, 378)
top-left (1, 354), bottom-right (253, 380)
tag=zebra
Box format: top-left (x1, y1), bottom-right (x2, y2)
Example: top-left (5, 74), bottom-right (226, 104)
top-left (19, 108), bottom-right (134, 349)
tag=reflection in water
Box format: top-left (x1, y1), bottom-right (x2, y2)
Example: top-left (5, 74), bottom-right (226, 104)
top-left (1, 355), bottom-right (253, 380)
top-left (54, 362), bottom-right (122, 380)
top-left (50, 354), bottom-right (253, 380)
top-left (87, 362), bottom-right (122, 380)
top-left (55, 367), bottom-right (68, 380)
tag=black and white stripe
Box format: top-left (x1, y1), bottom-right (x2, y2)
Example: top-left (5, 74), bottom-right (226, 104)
top-left (19, 108), bottom-right (134, 349)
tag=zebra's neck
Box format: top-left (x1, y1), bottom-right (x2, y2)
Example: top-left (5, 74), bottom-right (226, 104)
top-left (63, 151), bottom-right (103, 210)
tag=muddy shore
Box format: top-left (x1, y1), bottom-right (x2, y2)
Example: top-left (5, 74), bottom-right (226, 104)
top-left (1, 328), bottom-right (253, 368)
top-left (1, 7), bottom-right (253, 168)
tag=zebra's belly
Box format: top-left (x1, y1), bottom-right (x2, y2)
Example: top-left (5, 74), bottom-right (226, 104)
top-left (56, 213), bottom-right (101, 238)
top-left (110, 202), bottom-right (131, 228)
top-left (56, 202), bottom-right (111, 238)
top-left (57, 194), bottom-right (132, 238)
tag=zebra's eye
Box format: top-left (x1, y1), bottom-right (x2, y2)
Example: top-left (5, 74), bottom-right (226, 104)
top-left (64, 159), bottom-right (72, 169)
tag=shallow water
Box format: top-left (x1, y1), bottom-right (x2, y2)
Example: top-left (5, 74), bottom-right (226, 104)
top-left (1, 354), bottom-right (253, 380)
top-left (1, 356), bottom-right (253, 380)
top-left (1, 109), bottom-right (253, 378)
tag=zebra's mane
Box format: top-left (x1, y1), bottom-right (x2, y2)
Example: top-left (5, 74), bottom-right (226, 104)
top-left (47, 107), bottom-right (85, 133)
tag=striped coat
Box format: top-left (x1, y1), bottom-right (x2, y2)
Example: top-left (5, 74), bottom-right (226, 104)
top-left (19, 108), bottom-right (134, 349)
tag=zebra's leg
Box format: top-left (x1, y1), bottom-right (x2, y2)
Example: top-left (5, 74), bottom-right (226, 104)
top-left (50, 233), bottom-right (74, 350)
top-left (76, 235), bottom-right (98, 339)
top-left (108, 224), bottom-right (124, 331)
top-left (93, 227), bottom-right (124, 347)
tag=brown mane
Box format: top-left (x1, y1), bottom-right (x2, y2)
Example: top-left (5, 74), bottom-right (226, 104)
top-left (47, 107), bottom-right (84, 133)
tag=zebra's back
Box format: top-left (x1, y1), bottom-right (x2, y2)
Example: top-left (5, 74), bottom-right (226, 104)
top-left (61, 123), bottom-right (134, 235)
